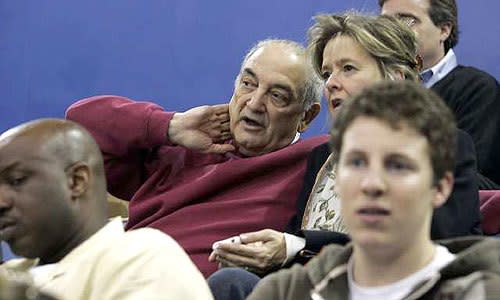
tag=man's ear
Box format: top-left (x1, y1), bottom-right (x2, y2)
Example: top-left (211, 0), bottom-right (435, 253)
top-left (297, 103), bottom-right (320, 133)
top-left (432, 171), bottom-right (454, 208)
top-left (66, 162), bottom-right (91, 201)
top-left (439, 22), bottom-right (452, 44)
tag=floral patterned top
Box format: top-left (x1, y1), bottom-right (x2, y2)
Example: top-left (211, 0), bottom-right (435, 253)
top-left (301, 153), bottom-right (348, 234)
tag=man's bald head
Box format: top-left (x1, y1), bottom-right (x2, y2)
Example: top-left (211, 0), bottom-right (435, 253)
top-left (2, 119), bottom-right (103, 174)
top-left (0, 119), bottom-right (108, 263)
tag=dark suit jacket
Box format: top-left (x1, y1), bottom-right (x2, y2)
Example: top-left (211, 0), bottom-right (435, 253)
top-left (432, 65), bottom-right (500, 188)
top-left (285, 129), bottom-right (482, 264)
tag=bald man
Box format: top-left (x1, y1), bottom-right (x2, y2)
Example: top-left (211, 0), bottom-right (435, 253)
top-left (0, 119), bottom-right (213, 300)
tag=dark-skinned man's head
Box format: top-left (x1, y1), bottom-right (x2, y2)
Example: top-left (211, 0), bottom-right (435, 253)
top-left (0, 119), bottom-right (108, 264)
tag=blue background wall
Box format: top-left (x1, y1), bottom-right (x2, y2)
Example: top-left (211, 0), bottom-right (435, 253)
top-left (1, 0), bottom-right (499, 137)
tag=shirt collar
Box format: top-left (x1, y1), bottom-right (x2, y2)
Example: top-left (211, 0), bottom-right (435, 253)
top-left (421, 49), bottom-right (458, 88)
top-left (292, 132), bottom-right (301, 144)
top-left (21, 218), bottom-right (124, 288)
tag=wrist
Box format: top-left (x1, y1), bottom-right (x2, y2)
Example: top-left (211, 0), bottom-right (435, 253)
top-left (167, 112), bottom-right (184, 144)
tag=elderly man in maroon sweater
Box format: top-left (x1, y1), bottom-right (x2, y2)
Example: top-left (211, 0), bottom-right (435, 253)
top-left (66, 39), bottom-right (327, 277)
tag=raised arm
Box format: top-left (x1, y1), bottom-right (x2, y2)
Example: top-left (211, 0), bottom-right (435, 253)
top-left (66, 95), bottom-right (233, 199)
top-left (66, 95), bottom-right (174, 199)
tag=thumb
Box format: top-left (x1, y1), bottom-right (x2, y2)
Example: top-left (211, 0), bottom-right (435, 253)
top-left (204, 143), bottom-right (236, 154)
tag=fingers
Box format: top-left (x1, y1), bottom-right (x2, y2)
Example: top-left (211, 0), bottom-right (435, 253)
top-left (216, 131), bottom-right (232, 142)
top-left (217, 242), bottom-right (266, 261)
top-left (209, 112), bottom-right (230, 123)
top-left (208, 251), bottom-right (217, 262)
top-left (211, 104), bottom-right (230, 115)
top-left (214, 249), bottom-right (259, 268)
top-left (217, 257), bottom-right (240, 269)
top-left (213, 136), bottom-right (232, 146)
top-left (219, 120), bottom-right (230, 131)
top-left (240, 229), bottom-right (282, 243)
top-left (214, 241), bottom-right (284, 272)
top-left (207, 115), bottom-right (231, 140)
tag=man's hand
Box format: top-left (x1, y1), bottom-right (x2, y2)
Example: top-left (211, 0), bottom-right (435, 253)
top-left (208, 229), bottom-right (287, 275)
top-left (168, 104), bottom-right (235, 154)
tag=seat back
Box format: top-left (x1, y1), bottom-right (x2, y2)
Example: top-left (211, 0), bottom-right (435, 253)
top-left (479, 190), bottom-right (500, 235)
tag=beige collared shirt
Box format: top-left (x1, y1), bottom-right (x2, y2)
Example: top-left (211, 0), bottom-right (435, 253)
top-left (1, 218), bottom-right (213, 300)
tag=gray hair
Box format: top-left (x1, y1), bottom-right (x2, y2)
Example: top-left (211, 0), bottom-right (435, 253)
top-left (236, 39), bottom-right (323, 110)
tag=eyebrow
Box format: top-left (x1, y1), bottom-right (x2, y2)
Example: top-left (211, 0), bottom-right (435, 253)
top-left (242, 68), bottom-right (258, 80)
top-left (242, 68), bottom-right (295, 97)
top-left (0, 161), bottom-right (21, 177)
top-left (322, 58), bottom-right (357, 70)
top-left (343, 149), bottom-right (416, 162)
top-left (385, 153), bottom-right (417, 163)
top-left (342, 149), bottom-right (365, 158)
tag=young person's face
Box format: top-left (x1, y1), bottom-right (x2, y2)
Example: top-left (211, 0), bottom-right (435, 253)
top-left (336, 117), bottom-right (451, 251)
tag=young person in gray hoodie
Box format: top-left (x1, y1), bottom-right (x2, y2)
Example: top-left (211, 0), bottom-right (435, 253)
top-left (248, 81), bottom-right (500, 300)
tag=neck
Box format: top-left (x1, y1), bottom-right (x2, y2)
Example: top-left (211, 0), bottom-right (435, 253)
top-left (235, 135), bottom-right (296, 157)
top-left (40, 214), bottom-right (107, 265)
top-left (352, 234), bottom-right (435, 286)
top-left (423, 48), bottom-right (446, 70)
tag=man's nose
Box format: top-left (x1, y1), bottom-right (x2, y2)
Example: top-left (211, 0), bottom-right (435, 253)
top-left (360, 167), bottom-right (387, 198)
top-left (245, 89), bottom-right (266, 112)
top-left (0, 187), bottom-right (13, 214)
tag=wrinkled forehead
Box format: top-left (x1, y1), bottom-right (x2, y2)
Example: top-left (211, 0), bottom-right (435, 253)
top-left (242, 45), bottom-right (307, 95)
top-left (381, 0), bottom-right (431, 16)
top-left (244, 45), bottom-right (306, 74)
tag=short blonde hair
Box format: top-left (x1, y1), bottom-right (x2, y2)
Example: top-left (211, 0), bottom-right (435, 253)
top-left (308, 13), bottom-right (419, 82)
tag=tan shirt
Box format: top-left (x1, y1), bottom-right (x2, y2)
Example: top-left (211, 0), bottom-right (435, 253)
top-left (1, 218), bottom-right (213, 300)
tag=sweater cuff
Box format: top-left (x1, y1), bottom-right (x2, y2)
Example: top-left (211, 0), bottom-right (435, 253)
top-left (147, 109), bottom-right (176, 146)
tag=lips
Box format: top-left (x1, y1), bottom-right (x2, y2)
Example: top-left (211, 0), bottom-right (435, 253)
top-left (356, 206), bottom-right (390, 225)
top-left (330, 98), bottom-right (343, 110)
top-left (240, 116), bottom-right (265, 129)
top-left (358, 207), bottom-right (390, 216)
top-left (0, 220), bottom-right (17, 241)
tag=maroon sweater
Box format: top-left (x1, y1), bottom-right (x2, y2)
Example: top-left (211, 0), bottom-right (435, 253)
top-left (66, 95), bottom-right (328, 277)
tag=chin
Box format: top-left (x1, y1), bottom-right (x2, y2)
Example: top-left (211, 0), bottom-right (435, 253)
top-left (234, 132), bottom-right (264, 148)
top-left (10, 243), bottom-right (38, 259)
top-left (351, 230), bottom-right (392, 249)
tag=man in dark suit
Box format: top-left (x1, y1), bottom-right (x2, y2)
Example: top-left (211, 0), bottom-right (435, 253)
top-left (380, 0), bottom-right (500, 188)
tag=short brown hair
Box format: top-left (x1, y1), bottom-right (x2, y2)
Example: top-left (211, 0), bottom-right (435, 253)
top-left (330, 81), bottom-right (456, 184)
top-left (378, 0), bottom-right (459, 52)
top-left (307, 13), bottom-right (419, 83)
